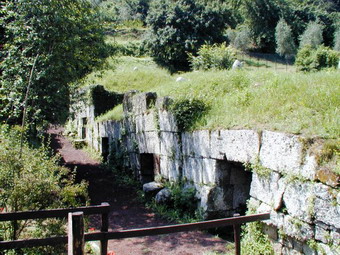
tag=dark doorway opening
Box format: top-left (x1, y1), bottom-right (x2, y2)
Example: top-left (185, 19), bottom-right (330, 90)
top-left (140, 153), bottom-right (160, 184)
top-left (81, 117), bottom-right (87, 139)
top-left (101, 137), bottom-right (109, 162)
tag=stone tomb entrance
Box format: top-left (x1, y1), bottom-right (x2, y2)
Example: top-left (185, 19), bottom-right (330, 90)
top-left (207, 160), bottom-right (252, 218)
top-left (101, 137), bottom-right (109, 162)
top-left (140, 153), bottom-right (160, 184)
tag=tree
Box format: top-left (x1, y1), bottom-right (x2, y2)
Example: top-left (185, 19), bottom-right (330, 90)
top-left (299, 21), bottom-right (324, 48)
top-left (334, 28), bottom-right (340, 51)
top-left (233, 26), bottom-right (253, 52)
top-left (144, 0), bottom-right (231, 71)
top-left (275, 19), bottom-right (296, 59)
top-left (242, 0), bottom-right (285, 52)
top-left (0, 0), bottom-right (108, 128)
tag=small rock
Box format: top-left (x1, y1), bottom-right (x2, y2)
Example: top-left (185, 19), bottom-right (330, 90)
top-left (143, 181), bottom-right (164, 194)
top-left (155, 188), bottom-right (172, 204)
top-left (176, 77), bottom-right (186, 82)
top-left (232, 60), bottom-right (243, 69)
top-left (133, 66), bottom-right (138, 71)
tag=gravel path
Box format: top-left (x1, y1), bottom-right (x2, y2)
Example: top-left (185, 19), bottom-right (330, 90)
top-left (48, 126), bottom-right (229, 255)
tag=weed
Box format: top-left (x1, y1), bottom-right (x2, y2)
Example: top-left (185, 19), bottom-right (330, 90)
top-left (244, 159), bottom-right (271, 178)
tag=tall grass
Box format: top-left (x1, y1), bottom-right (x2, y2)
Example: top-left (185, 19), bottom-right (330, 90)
top-left (85, 56), bottom-right (340, 138)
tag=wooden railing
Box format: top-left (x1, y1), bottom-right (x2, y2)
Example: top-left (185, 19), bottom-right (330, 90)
top-left (0, 203), bottom-right (270, 255)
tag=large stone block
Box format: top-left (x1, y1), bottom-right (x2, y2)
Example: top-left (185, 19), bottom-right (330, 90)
top-left (158, 110), bottom-right (178, 132)
top-left (131, 92), bottom-right (157, 115)
top-left (250, 172), bottom-right (285, 210)
top-left (136, 132), bottom-right (160, 154)
top-left (159, 156), bottom-right (181, 181)
top-left (182, 130), bottom-right (211, 158)
top-left (218, 130), bottom-right (260, 163)
top-left (155, 96), bottom-right (173, 110)
top-left (201, 158), bottom-right (217, 185)
top-left (136, 112), bottom-right (158, 133)
top-left (160, 132), bottom-right (181, 159)
top-left (122, 90), bottom-right (139, 113)
top-left (283, 181), bottom-right (314, 223)
top-left (282, 215), bottom-right (314, 241)
top-left (260, 131), bottom-right (303, 174)
top-left (123, 116), bottom-right (136, 134)
top-left (183, 157), bottom-right (203, 184)
top-left (210, 130), bottom-right (225, 160)
top-left (314, 196), bottom-right (340, 229)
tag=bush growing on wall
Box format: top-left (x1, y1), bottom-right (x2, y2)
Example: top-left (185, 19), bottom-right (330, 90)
top-left (295, 45), bottom-right (339, 71)
top-left (189, 43), bottom-right (237, 70)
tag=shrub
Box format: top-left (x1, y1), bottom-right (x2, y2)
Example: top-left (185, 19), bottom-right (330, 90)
top-left (144, 0), bottom-right (230, 70)
top-left (189, 43), bottom-right (237, 71)
top-left (0, 125), bottom-right (88, 251)
top-left (299, 22), bottom-right (324, 48)
top-left (295, 45), bottom-right (339, 71)
top-left (170, 98), bottom-right (209, 131)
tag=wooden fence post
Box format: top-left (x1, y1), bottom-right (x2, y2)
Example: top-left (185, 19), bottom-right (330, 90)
top-left (68, 212), bottom-right (84, 255)
top-left (100, 202), bottom-right (109, 255)
top-left (233, 214), bottom-right (241, 255)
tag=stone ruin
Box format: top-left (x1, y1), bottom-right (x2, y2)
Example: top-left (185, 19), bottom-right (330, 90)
top-left (71, 90), bottom-right (339, 255)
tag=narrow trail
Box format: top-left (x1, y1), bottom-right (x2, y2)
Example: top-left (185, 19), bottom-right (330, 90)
top-left (48, 126), bottom-right (229, 255)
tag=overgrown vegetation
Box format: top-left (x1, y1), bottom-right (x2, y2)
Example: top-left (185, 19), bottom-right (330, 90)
top-left (0, 0), bottom-right (108, 129)
top-left (87, 56), bottom-right (340, 138)
top-left (148, 181), bottom-right (203, 223)
top-left (0, 125), bottom-right (88, 253)
top-left (295, 45), bottom-right (339, 72)
top-left (189, 44), bottom-right (237, 71)
top-left (170, 99), bottom-right (210, 132)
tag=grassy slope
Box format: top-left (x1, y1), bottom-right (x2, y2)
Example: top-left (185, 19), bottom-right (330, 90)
top-left (84, 32), bottom-right (340, 138)
top-left (86, 56), bottom-right (339, 138)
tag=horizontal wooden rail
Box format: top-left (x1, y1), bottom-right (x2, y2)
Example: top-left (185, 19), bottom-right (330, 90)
top-left (85, 213), bottom-right (271, 241)
top-left (0, 203), bottom-right (110, 222)
top-left (0, 212), bottom-right (270, 252)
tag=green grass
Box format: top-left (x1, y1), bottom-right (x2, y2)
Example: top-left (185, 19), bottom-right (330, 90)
top-left (85, 56), bottom-right (340, 138)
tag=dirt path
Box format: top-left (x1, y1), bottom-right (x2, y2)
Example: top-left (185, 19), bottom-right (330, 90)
top-left (48, 126), bottom-right (229, 255)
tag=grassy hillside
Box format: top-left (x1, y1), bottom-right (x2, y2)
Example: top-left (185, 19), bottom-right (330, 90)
top-left (85, 55), bottom-right (339, 138)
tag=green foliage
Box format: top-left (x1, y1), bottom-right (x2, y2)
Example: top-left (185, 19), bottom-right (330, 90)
top-left (112, 41), bottom-right (147, 57)
top-left (241, 221), bottom-right (274, 255)
top-left (334, 29), bottom-right (340, 51)
top-left (244, 160), bottom-right (272, 178)
top-left (150, 181), bottom-right (202, 223)
top-left (96, 104), bottom-right (124, 122)
top-left (275, 19), bottom-right (297, 59)
top-left (145, 0), bottom-right (231, 70)
top-left (189, 43), bottom-right (238, 71)
top-left (295, 45), bottom-right (339, 71)
top-left (299, 22), bottom-right (324, 48)
top-left (0, 125), bottom-right (88, 246)
top-left (0, 0), bottom-right (108, 128)
top-left (170, 98), bottom-right (209, 131)
top-left (232, 26), bottom-right (253, 52)
top-left (242, 0), bottom-right (284, 51)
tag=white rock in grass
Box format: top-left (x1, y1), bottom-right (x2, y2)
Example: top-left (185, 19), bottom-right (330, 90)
top-left (176, 76), bottom-right (186, 82)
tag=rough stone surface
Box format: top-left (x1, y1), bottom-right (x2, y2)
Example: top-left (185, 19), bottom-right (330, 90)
top-left (131, 92), bottom-right (157, 115)
top-left (143, 181), bottom-right (163, 193)
top-left (160, 132), bottom-right (181, 159)
top-left (260, 131), bottom-right (303, 174)
top-left (250, 172), bottom-right (285, 210)
top-left (283, 181), bottom-right (314, 223)
top-left (314, 196), bottom-right (340, 229)
top-left (318, 243), bottom-right (340, 255)
top-left (158, 110), bottom-right (178, 132)
top-left (183, 157), bottom-right (203, 184)
top-left (136, 112), bottom-right (158, 133)
top-left (201, 158), bottom-right (217, 185)
top-left (182, 130), bottom-right (211, 158)
top-left (136, 131), bottom-right (160, 154)
top-left (159, 156), bottom-right (181, 181)
top-left (155, 96), bottom-right (173, 110)
top-left (219, 130), bottom-right (260, 163)
top-left (282, 215), bottom-right (314, 241)
top-left (155, 188), bottom-right (172, 204)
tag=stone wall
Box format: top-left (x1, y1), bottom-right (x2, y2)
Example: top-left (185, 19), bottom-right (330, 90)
top-left (72, 91), bottom-right (339, 255)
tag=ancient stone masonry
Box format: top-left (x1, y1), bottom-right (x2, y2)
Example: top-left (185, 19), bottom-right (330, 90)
top-left (72, 91), bottom-right (339, 255)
